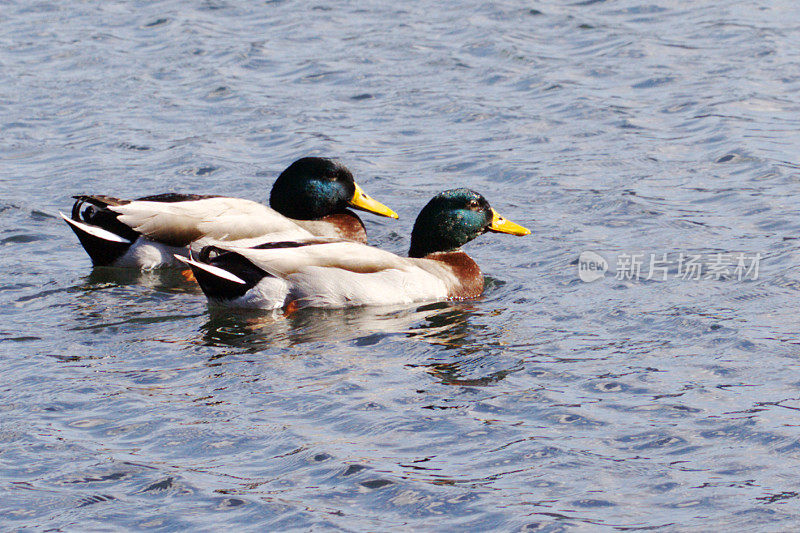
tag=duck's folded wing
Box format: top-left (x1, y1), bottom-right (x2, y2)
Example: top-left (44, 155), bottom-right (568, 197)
top-left (110, 197), bottom-right (312, 246)
top-left (224, 241), bottom-right (459, 307)
top-left (192, 231), bottom-right (326, 251)
top-left (225, 241), bottom-right (412, 276)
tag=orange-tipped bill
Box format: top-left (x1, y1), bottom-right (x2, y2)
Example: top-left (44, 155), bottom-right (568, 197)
top-left (349, 183), bottom-right (399, 219)
top-left (489, 209), bottom-right (530, 236)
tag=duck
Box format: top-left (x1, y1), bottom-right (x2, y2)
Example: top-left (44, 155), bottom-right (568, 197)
top-left (60, 157), bottom-right (398, 269)
top-left (177, 188), bottom-right (530, 309)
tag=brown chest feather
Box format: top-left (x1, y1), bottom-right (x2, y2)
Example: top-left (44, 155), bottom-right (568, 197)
top-left (425, 251), bottom-right (484, 299)
top-left (320, 212), bottom-right (368, 243)
top-left (295, 211), bottom-right (367, 243)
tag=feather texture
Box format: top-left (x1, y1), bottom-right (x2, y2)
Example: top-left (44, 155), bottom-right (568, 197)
top-left (111, 198), bottom-right (313, 246)
top-left (195, 241), bottom-right (462, 309)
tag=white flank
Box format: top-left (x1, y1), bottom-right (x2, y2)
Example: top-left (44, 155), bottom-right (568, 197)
top-left (116, 239), bottom-right (187, 269)
top-left (287, 266), bottom-right (451, 308)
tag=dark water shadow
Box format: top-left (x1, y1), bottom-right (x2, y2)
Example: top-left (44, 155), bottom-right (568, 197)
top-left (81, 267), bottom-right (201, 295)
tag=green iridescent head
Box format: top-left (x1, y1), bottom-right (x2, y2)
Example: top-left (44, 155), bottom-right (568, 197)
top-left (269, 157), bottom-right (397, 221)
top-left (409, 189), bottom-right (530, 258)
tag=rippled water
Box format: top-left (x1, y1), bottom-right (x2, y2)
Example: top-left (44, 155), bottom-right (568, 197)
top-left (4, 0), bottom-right (800, 530)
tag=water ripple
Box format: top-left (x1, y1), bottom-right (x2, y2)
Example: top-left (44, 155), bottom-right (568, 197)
top-left (4, 0), bottom-right (800, 530)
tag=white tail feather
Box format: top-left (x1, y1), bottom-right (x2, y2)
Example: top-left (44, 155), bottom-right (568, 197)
top-left (173, 255), bottom-right (247, 285)
top-left (59, 212), bottom-right (132, 244)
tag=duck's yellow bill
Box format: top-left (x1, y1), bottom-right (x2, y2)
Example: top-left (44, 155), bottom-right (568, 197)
top-left (349, 183), bottom-right (399, 219)
top-left (489, 208), bottom-right (530, 236)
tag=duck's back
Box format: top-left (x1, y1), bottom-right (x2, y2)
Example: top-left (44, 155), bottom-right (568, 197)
top-left (112, 197), bottom-right (311, 245)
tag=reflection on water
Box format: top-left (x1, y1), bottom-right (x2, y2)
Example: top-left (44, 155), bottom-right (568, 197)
top-left (200, 301), bottom-right (484, 350)
top-left (200, 308), bottom-right (291, 352)
top-left (417, 359), bottom-right (522, 387)
top-left (57, 268), bottom-right (206, 343)
top-left (199, 300), bottom-right (524, 388)
top-left (406, 302), bottom-right (486, 348)
top-left (83, 267), bottom-right (201, 295)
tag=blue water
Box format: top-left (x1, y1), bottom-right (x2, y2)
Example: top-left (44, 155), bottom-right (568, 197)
top-left (3, 1), bottom-right (800, 530)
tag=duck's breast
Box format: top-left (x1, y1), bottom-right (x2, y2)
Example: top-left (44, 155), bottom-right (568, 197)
top-left (292, 211), bottom-right (367, 243)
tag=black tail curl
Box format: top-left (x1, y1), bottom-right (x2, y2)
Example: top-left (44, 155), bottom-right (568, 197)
top-left (199, 245), bottom-right (228, 263)
top-left (70, 196), bottom-right (141, 243)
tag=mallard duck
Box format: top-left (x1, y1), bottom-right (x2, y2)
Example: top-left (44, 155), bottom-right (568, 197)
top-left (60, 157), bottom-right (398, 269)
top-left (177, 188), bottom-right (530, 309)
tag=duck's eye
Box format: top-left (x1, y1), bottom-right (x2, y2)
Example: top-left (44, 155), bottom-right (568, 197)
top-left (468, 199), bottom-right (480, 209)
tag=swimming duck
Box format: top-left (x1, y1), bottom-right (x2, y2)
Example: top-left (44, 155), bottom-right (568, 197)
top-left (60, 157), bottom-right (398, 269)
top-left (177, 188), bottom-right (530, 309)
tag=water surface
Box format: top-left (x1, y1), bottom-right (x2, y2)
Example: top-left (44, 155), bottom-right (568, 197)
top-left (3, 1), bottom-right (800, 530)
